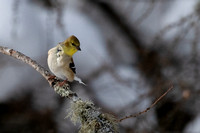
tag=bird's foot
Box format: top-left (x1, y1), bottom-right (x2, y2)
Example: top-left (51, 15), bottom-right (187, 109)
top-left (48, 75), bottom-right (56, 81)
top-left (59, 79), bottom-right (68, 86)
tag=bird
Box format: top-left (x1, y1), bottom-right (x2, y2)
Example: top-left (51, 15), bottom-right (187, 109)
top-left (47, 35), bottom-right (85, 85)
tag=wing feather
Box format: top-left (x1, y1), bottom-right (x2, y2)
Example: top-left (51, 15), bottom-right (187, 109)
top-left (69, 59), bottom-right (76, 74)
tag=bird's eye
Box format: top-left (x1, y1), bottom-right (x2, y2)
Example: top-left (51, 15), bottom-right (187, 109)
top-left (72, 43), bottom-right (76, 46)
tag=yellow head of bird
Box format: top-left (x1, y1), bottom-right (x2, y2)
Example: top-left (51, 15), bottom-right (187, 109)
top-left (61, 35), bottom-right (81, 56)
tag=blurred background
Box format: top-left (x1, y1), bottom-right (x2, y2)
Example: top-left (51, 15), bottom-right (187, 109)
top-left (0, 0), bottom-right (200, 132)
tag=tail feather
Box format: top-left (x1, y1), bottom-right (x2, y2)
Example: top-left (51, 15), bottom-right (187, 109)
top-left (74, 76), bottom-right (86, 86)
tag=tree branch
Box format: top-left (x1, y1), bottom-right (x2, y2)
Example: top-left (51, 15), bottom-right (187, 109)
top-left (0, 46), bottom-right (118, 133)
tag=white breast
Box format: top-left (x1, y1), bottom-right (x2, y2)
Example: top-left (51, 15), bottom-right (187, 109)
top-left (47, 46), bottom-right (72, 80)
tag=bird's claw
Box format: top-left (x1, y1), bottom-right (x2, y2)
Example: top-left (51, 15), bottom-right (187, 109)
top-left (48, 75), bottom-right (56, 81)
top-left (58, 79), bottom-right (68, 86)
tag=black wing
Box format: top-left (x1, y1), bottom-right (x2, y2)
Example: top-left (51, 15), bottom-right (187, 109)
top-left (69, 59), bottom-right (76, 74)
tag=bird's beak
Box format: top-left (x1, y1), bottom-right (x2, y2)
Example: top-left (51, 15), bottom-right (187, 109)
top-left (77, 46), bottom-right (81, 51)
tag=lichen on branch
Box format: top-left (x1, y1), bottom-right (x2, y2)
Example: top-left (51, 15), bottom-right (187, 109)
top-left (67, 100), bottom-right (118, 133)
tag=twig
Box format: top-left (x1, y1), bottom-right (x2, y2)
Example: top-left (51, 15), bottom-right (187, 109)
top-left (134, 0), bottom-right (157, 25)
top-left (152, 13), bottom-right (194, 46)
top-left (118, 85), bottom-right (173, 122)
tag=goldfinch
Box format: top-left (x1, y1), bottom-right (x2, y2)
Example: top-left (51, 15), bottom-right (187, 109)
top-left (47, 35), bottom-right (84, 84)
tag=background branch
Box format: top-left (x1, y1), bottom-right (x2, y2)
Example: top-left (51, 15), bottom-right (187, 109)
top-left (118, 85), bottom-right (173, 122)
